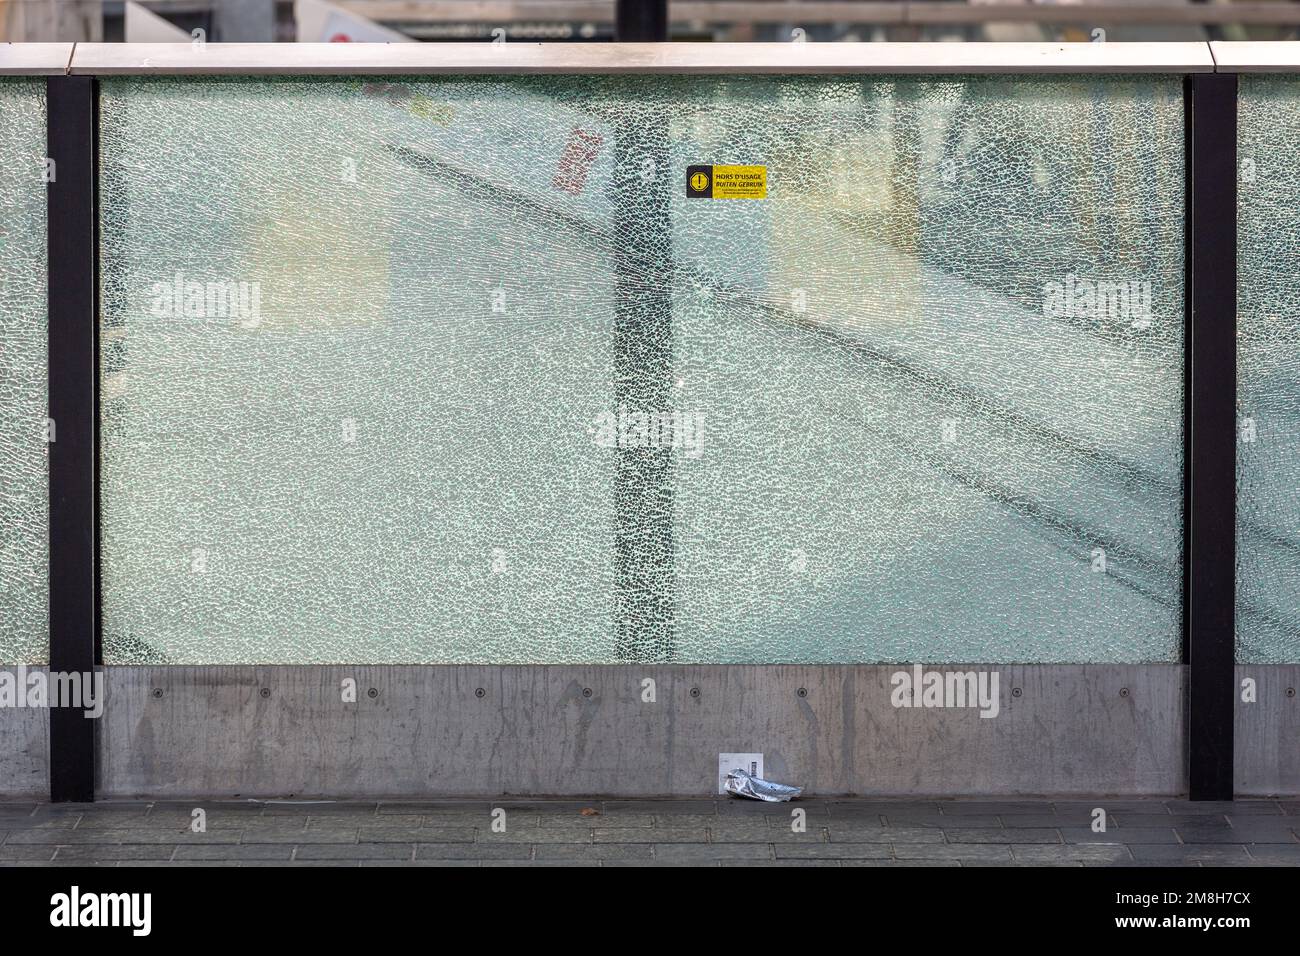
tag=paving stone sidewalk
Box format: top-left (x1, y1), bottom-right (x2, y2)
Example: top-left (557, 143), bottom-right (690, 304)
top-left (1, 798), bottom-right (1297, 866)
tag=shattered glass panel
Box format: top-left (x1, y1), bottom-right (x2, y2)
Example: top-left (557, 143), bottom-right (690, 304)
top-left (99, 77), bottom-right (617, 664)
top-left (1237, 76), bottom-right (1300, 663)
top-left (0, 79), bottom-right (48, 664)
top-left (670, 76), bottom-right (1184, 663)
top-left (99, 75), bottom-right (1183, 664)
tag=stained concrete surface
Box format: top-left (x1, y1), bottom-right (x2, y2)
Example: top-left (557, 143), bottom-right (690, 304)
top-left (95, 664), bottom-right (1185, 797)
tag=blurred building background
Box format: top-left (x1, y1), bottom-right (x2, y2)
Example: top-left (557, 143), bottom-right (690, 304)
top-left (4, 0), bottom-right (1300, 44)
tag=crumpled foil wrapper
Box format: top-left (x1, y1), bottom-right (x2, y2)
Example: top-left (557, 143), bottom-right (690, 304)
top-left (723, 768), bottom-right (803, 802)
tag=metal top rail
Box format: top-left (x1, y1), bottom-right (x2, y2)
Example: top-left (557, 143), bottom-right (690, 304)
top-left (52, 41), bottom-right (1217, 75)
top-left (9, 40), bottom-right (1300, 77)
top-left (0, 43), bottom-right (74, 76)
top-left (1211, 41), bottom-right (1300, 72)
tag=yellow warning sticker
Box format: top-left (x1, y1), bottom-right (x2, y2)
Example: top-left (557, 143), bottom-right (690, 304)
top-left (686, 164), bottom-right (767, 200)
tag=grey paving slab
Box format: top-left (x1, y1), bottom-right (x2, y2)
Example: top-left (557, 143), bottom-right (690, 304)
top-left (537, 813), bottom-right (653, 829)
top-left (272, 861), bottom-right (362, 867)
top-left (1213, 800), bottom-right (1285, 815)
top-left (0, 845), bottom-right (57, 861)
top-left (53, 845), bottom-right (176, 861)
top-left (0, 861), bottom-right (120, 867)
top-left (0, 815), bottom-right (77, 830)
top-left (479, 860), bottom-right (601, 867)
top-left (602, 800), bottom-right (718, 814)
top-left (652, 814), bottom-right (734, 828)
top-left (295, 844), bottom-right (414, 860)
top-left (720, 859), bottom-right (843, 867)
top-left (1176, 823), bottom-right (1298, 844)
top-left (595, 827), bottom-right (707, 844)
top-left (971, 861), bottom-right (1085, 867)
top-left (761, 805), bottom-right (834, 821)
top-left (479, 828), bottom-right (594, 844)
top-left (232, 817), bottom-right (309, 831)
top-left (424, 812), bottom-right (538, 828)
top-left (880, 814), bottom-right (1006, 828)
top-left (378, 802), bottom-right (490, 815)
top-left (66, 812), bottom-right (156, 828)
top-left (6, 828), bottom-right (215, 845)
top-left (1191, 856), bottom-right (1280, 867)
top-left (652, 843), bottom-right (772, 862)
top-left (0, 798), bottom-right (1291, 866)
top-left (598, 858), bottom-right (681, 868)
top-left (238, 829), bottom-right (359, 845)
top-left (844, 859), bottom-right (961, 867)
top-left (1162, 800), bottom-right (1250, 815)
top-left (1085, 860), bottom-right (1204, 867)
top-left (531, 804), bottom-right (609, 817)
top-left (1226, 812), bottom-right (1291, 827)
top-left (1053, 800), bottom-right (1174, 814)
top-left (1129, 844), bottom-right (1253, 863)
top-left (364, 859), bottom-right (483, 867)
top-left (938, 801), bottom-right (1046, 815)
top-left (128, 861), bottom-right (246, 867)
top-left (308, 812), bottom-right (404, 828)
top-left (1010, 844), bottom-right (1132, 863)
top-left (714, 807), bottom-right (789, 820)
top-left (415, 843), bottom-right (532, 861)
top-left (776, 843), bottom-right (893, 860)
top-left (266, 804), bottom-right (378, 816)
top-left (121, 829), bottom-right (245, 845)
top-left (496, 801), bottom-right (615, 814)
top-left (894, 845), bottom-right (1015, 862)
top-left (50, 803), bottom-right (151, 815)
top-left (533, 843), bottom-right (655, 861)
top-left (946, 828), bottom-right (1061, 844)
top-left (174, 844), bottom-right (293, 860)
top-left (1245, 844), bottom-right (1300, 862)
top-left (707, 825), bottom-right (827, 844)
top-left (1111, 813), bottom-right (1229, 828)
top-left (1058, 826), bottom-right (1180, 844)
top-left (358, 826), bottom-right (471, 843)
top-left (26, 805), bottom-right (90, 817)
top-left (828, 802), bottom-right (944, 815)
top-left (1228, 820), bottom-right (1300, 839)
top-left (151, 801), bottom-right (267, 814)
top-left (617, 860), bottom-right (714, 867)
top-left (1000, 814), bottom-right (1068, 827)
top-left (827, 826), bottom-right (946, 844)
top-left (131, 814), bottom-right (248, 830)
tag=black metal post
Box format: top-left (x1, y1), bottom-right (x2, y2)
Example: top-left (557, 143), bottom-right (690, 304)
top-left (1184, 73), bottom-right (1237, 801)
top-left (615, 0), bottom-right (668, 42)
top-left (47, 76), bottom-right (99, 803)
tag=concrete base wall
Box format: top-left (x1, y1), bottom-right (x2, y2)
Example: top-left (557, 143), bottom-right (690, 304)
top-left (0, 662), bottom-right (1285, 799)
top-left (0, 667), bottom-right (50, 798)
top-left (1236, 664), bottom-right (1300, 795)
top-left (96, 664), bottom-right (1186, 798)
